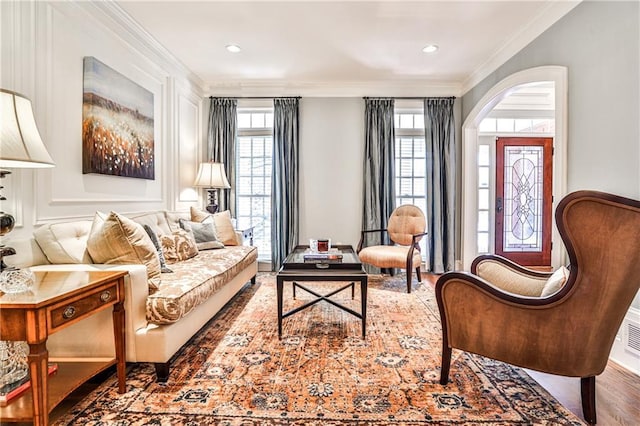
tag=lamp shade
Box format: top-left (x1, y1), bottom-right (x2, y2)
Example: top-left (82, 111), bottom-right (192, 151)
top-left (0, 89), bottom-right (54, 168)
top-left (193, 162), bottom-right (231, 189)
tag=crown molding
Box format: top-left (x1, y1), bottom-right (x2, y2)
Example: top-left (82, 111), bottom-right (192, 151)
top-left (206, 79), bottom-right (462, 98)
top-left (75, 0), bottom-right (206, 93)
top-left (461, 0), bottom-right (581, 95)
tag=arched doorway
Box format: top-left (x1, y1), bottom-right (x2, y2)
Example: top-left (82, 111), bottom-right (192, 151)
top-left (460, 66), bottom-right (568, 270)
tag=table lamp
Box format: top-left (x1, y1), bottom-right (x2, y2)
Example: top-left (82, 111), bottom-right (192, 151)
top-left (193, 161), bottom-right (231, 214)
top-left (0, 89), bottom-right (55, 272)
top-left (0, 88), bottom-right (55, 388)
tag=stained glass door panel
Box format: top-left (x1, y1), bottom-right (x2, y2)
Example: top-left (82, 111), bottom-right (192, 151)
top-left (495, 137), bottom-right (553, 266)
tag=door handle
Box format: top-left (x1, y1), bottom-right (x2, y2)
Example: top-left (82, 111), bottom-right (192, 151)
top-left (496, 197), bottom-right (503, 213)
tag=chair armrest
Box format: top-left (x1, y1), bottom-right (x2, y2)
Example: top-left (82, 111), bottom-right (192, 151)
top-left (357, 228), bottom-right (387, 252)
top-left (435, 271), bottom-right (585, 375)
top-left (470, 254), bottom-right (551, 297)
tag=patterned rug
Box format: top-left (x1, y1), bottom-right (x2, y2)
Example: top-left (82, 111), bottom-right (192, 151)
top-left (55, 273), bottom-right (584, 425)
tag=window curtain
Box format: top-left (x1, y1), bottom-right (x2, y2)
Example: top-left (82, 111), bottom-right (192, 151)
top-left (271, 98), bottom-right (299, 270)
top-left (362, 98), bottom-right (396, 253)
top-left (424, 97), bottom-right (456, 273)
top-left (207, 97), bottom-right (237, 213)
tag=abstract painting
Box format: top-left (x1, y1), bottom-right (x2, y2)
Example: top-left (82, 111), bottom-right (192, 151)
top-left (82, 57), bottom-right (155, 180)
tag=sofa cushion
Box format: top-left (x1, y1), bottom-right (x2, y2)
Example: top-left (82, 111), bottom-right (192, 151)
top-left (128, 211), bottom-right (172, 235)
top-left (190, 207), bottom-right (238, 246)
top-left (33, 220), bottom-right (93, 264)
top-left (179, 218), bottom-right (224, 250)
top-left (146, 246), bottom-right (258, 324)
top-left (540, 266), bottom-right (569, 297)
top-left (87, 211), bottom-right (161, 291)
top-left (159, 229), bottom-right (199, 263)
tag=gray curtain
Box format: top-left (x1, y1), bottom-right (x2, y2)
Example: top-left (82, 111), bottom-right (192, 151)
top-left (362, 98), bottom-right (396, 250)
top-left (424, 97), bottom-right (456, 273)
top-left (271, 98), bottom-right (299, 270)
top-left (207, 97), bottom-right (237, 213)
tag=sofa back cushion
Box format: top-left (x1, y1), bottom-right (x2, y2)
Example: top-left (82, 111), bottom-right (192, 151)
top-left (87, 211), bottom-right (161, 291)
top-left (33, 220), bottom-right (94, 264)
top-left (128, 211), bottom-right (172, 235)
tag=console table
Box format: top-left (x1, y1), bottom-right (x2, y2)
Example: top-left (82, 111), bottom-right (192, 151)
top-left (0, 270), bottom-right (127, 425)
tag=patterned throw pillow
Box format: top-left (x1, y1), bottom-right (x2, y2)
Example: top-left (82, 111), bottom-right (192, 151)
top-left (159, 229), bottom-right (199, 264)
top-left (143, 224), bottom-right (173, 273)
top-left (179, 218), bottom-right (225, 250)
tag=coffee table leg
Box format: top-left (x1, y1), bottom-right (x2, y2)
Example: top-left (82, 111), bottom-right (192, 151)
top-left (361, 277), bottom-right (367, 338)
top-left (277, 277), bottom-right (284, 338)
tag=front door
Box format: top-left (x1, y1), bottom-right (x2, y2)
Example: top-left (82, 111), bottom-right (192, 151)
top-left (495, 137), bottom-right (553, 266)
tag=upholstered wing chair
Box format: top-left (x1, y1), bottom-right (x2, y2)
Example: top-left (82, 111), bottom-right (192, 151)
top-left (435, 190), bottom-right (640, 425)
top-left (357, 205), bottom-right (427, 293)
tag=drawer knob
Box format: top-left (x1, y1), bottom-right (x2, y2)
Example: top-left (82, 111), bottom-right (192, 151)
top-left (63, 306), bottom-right (76, 319)
top-left (100, 291), bottom-right (112, 302)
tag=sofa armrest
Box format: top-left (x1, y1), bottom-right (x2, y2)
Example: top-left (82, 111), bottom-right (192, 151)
top-left (29, 263), bottom-right (150, 360)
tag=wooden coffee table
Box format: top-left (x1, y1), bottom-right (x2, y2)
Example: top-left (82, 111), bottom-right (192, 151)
top-left (276, 245), bottom-right (368, 338)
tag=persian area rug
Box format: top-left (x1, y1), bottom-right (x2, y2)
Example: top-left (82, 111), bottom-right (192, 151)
top-left (55, 273), bottom-right (584, 425)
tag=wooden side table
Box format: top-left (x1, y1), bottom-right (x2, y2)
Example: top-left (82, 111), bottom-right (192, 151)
top-left (0, 270), bottom-right (127, 426)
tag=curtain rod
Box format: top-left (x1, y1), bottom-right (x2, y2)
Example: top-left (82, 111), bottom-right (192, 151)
top-left (209, 96), bottom-right (302, 99)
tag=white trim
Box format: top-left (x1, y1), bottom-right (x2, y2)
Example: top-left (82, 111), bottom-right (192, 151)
top-left (461, 1), bottom-right (581, 93)
top-left (461, 66), bottom-right (568, 270)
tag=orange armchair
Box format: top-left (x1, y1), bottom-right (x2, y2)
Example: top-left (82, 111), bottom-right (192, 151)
top-left (435, 190), bottom-right (640, 424)
top-left (357, 205), bottom-right (427, 293)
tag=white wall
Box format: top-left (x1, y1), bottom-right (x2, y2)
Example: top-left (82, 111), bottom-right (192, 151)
top-left (299, 98), bottom-right (364, 248)
top-left (0, 1), bottom-right (205, 241)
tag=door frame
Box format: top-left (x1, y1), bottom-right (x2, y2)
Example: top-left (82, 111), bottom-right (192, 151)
top-left (460, 66), bottom-right (568, 270)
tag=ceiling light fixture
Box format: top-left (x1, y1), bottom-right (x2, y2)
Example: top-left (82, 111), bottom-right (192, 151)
top-left (422, 44), bottom-right (439, 53)
top-left (226, 44), bottom-right (241, 53)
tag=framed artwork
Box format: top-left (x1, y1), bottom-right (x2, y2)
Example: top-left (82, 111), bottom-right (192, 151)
top-left (82, 56), bottom-right (155, 180)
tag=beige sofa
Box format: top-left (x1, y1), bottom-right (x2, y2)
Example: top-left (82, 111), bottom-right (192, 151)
top-left (4, 209), bottom-right (258, 381)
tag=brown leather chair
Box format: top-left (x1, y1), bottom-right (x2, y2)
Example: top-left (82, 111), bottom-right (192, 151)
top-left (357, 205), bottom-right (427, 293)
top-left (435, 190), bottom-right (640, 425)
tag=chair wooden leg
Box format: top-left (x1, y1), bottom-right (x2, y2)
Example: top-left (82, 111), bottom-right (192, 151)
top-left (440, 344), bottom-right (452, 385)
top-left (580, 376), bottom-right (597, 424)
top-left (415, 267), bottom-right (422, 283)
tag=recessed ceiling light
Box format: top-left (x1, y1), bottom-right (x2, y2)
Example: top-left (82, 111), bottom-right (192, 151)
top-left (226, 44), bottom-right (241, 53)
top-left (422, 44), bottom-right (439, 53)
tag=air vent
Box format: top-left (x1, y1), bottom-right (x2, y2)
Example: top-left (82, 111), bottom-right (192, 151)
top-left (623, 317), bottom-right (640, 356)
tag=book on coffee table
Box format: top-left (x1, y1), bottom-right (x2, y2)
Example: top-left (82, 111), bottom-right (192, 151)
top-left (303, 253), bottom-right (343, 263)
top-left (0, 363), bottom-right (58, 406)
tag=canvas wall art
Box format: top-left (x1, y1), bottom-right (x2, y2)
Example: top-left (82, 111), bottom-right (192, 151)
top-left (82, 57), bottom-right (155, 180)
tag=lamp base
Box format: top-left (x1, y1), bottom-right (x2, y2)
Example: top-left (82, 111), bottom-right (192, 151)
top-left (205, 188), bottom-right (219, 214)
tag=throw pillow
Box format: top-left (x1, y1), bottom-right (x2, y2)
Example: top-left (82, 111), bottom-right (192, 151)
top-left (540, 266), bottom-right (570, 297)
top-left (179, 218), bottom-right (225, 250)
top-left (159, 229), bottom-right (199, 263)
top-left (86, 211), bottom-right (161, 291)
top-left (190, 206), bottom-right (238, 246)
top-left (143, 224), bottom-right (173, 273)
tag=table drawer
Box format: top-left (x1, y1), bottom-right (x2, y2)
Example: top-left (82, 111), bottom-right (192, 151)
top-left (49, 284), bottom-right (119, 330)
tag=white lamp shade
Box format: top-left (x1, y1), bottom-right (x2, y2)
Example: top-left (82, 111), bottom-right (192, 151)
top-left (0, 89), bottom-right (55, 168)
top-left (193, 162), bottom-right (231, 189)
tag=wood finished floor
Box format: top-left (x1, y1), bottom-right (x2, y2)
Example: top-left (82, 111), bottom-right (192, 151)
top-left (6, 274), bottom-right (640, 425)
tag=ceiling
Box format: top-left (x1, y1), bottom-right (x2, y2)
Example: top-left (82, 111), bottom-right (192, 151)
top-left (116, 1), bottom-right (580, 97)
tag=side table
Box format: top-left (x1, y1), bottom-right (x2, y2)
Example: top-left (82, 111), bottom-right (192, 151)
top-left (0, 270), bottom-right (127, 426)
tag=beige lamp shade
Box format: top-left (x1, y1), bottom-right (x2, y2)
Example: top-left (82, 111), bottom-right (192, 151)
top-left (193, 162), bottom-right (231, 189)
top-left (0, 89), bottom-right (55, 168)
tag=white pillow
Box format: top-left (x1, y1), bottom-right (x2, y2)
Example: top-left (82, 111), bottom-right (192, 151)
top-left (540, 266), bottom-right (569, 297)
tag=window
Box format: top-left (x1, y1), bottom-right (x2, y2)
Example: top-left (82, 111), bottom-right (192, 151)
top-left (236, 105), bottom-right (273, 262)
top-left (394, 104), bottom-right (427, 257)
